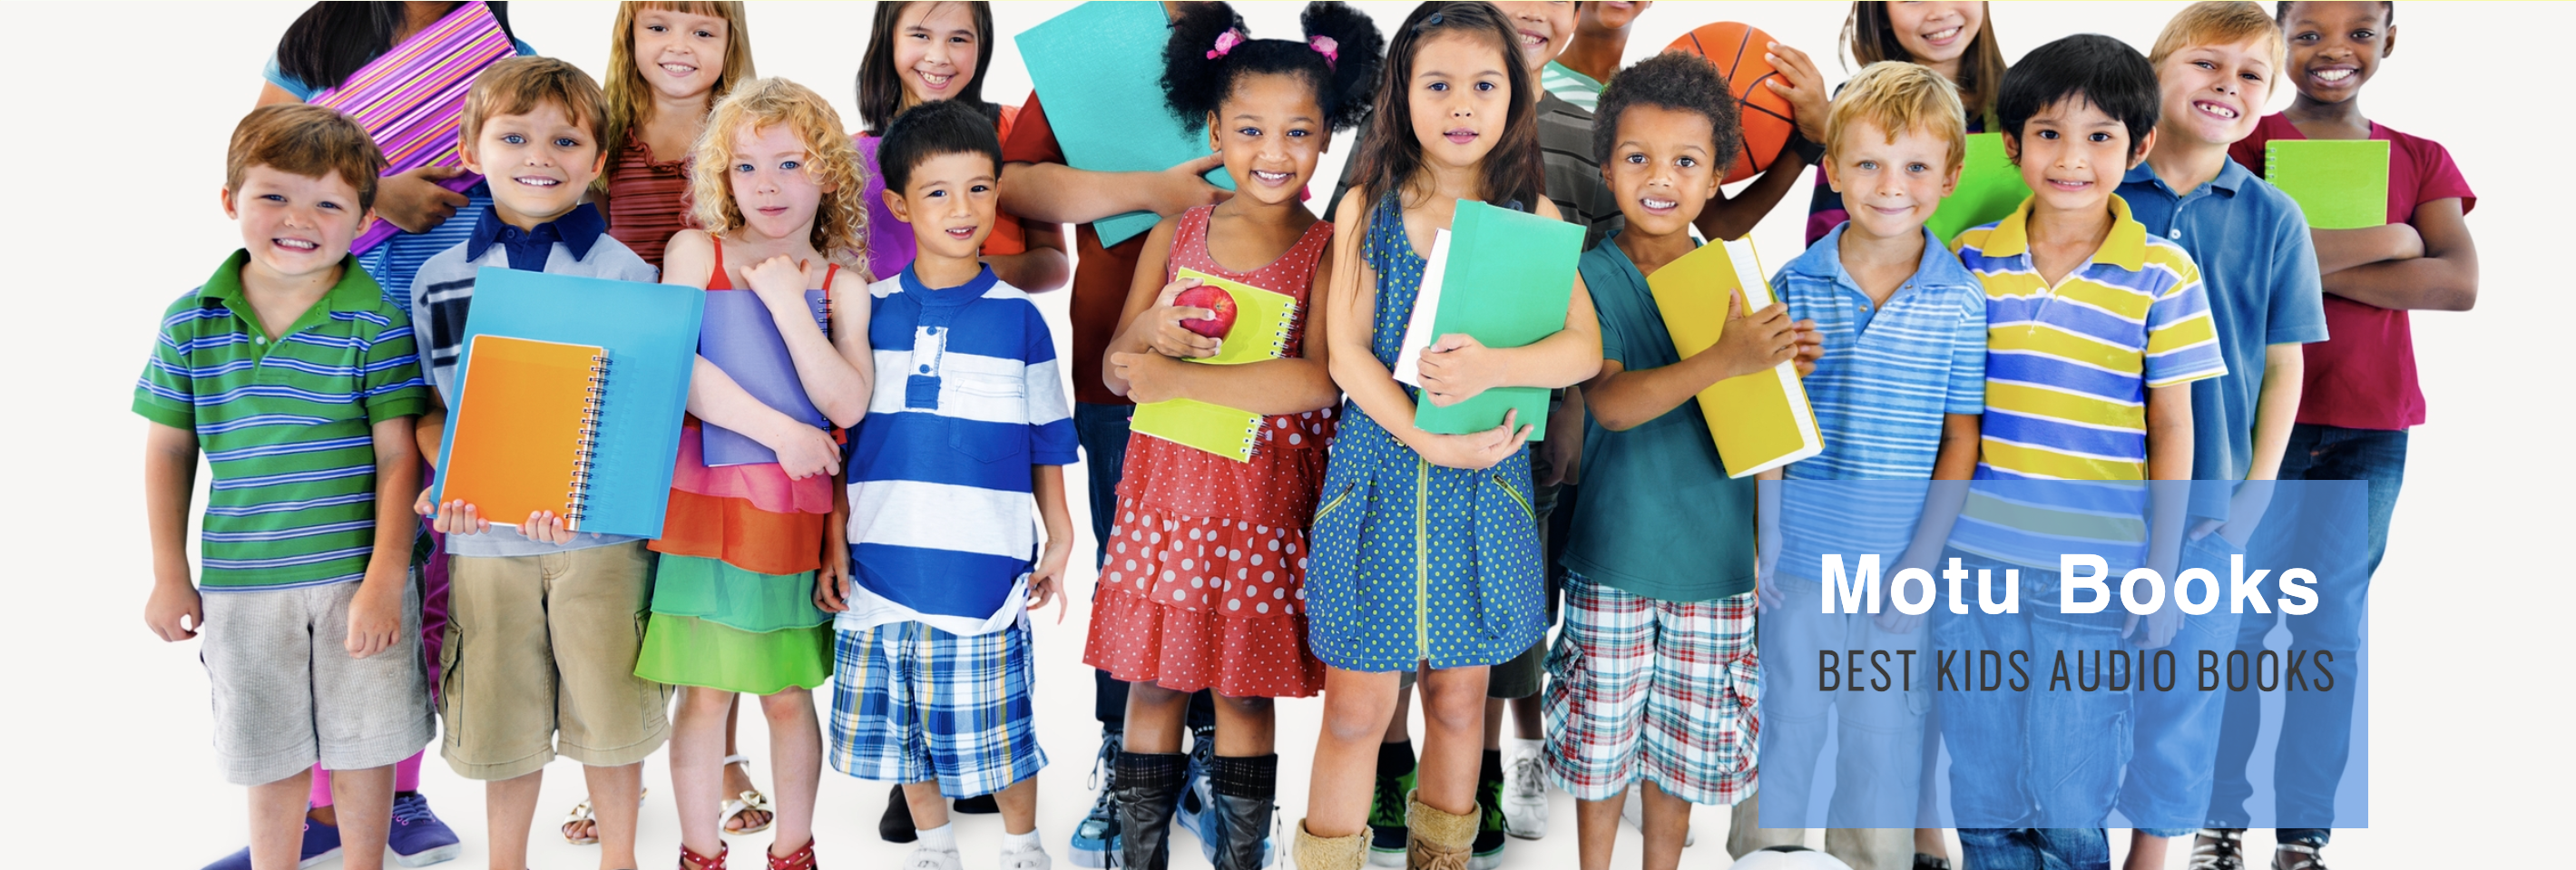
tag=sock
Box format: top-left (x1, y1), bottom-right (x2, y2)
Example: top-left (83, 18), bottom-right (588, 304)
top-left (1507, 736), bottom-right (1543, 757)
top-left (393, 751), bottom-right (423, 792)
top-left (918, 823), bottom-right (958, 853)
top-left (1480, 749), bottom-right (1504, 787)
top-left (309, 766), bottom-right (335, 809)
top-left (1211, 754), bottom-right (1278, 799)
top-left (1001, 829), bottom-right (1043, 855)
top-left (1376, 740), bottom-right (1417, 779)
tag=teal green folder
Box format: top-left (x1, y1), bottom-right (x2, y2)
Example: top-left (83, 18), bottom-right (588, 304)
top-left (2265, 139), bottom-right (2389, 230)
top-left (1402, 200), bottom-right (1586, 439)
top-left (1925, 132), bottom-right (2032, 246)
top-left (1015, 1), bottom-right (1235, 247)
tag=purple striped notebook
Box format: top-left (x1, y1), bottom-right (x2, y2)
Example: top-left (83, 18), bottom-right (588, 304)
top-left (310, 1), bottom-right (515, 255)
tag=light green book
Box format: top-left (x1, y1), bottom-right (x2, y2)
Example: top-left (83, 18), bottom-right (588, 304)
top-left (2266, 139), bottom-right (2390, 230)
top-left (1127, 269), bottom-right (1300, 462)
top-left (1392, 200), bottom-right (1586, 440)
top-left (1925, 132), bottom-right (2032, 246)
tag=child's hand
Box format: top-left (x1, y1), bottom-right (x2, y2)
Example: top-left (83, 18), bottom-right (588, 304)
top-left (145, 583), bottom-right (203, 642)
top-left (428, 500), bottom-right (492, 536)
top-left (344, 581), bottom-right (402, 659)
top-left (1155, 152), bottom-right (1235, 216)
top-left (2386, 221), bottom-right (2425, 262)
top-left (413, 487), bottom-right (437, 520)
top-left (1418, 409), bottom-right (1530, 470)
top-left (746, 254), bottom-right (817, 309)
top-left (377, 165), bottom-right (473, 234)
top-left (767, 422), bottom-right (843, 481)
top-left (1110, 352), bottom-right (1187, 404)
top-left (814, 547), bottom-right (854, 612)
top-left (1417, 334), bottom-right (1504, 407)
top-left (1146, 278), bottom-right (1222, 359)
top-left (1790, 318), bottom-right (1826, 376)
top-left (1703, 290), bottom-right (1798, 380)
top-left (1764, 42), bottom-right (1831, 144)
top-left (1029, 537), bottom-right (1073, 624)
top-left (515, 510), bottom-right (578, 546)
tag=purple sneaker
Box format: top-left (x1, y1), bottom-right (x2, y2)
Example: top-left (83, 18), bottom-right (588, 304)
top-left (388, 793), bottom-right (464, 866)
top-left (201, 819), bottom-right (342, 870)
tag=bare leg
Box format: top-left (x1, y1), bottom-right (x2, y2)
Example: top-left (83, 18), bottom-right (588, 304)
top-left (583, 762), bottom-right (645, 870)
top-left (994, 774), bottom-right (1041, 836)
top-left (1123, 679), bottom-right (1195, 756)
top-left (722, 695), bottom-right (767, 832)
top-left (485, 770), bottom-right (543, 870)
top-left (760, 689), bottom-right (823, 856)
top-left (1637, 780), bottom-right (1690, 870)
top-left (1414, 666), bottom-right (1492, 816)
top-left (904, 781), bottom-right (951, 834)
top-left (1212, 694), bottom-right (1277, 757)
top-left (1383, 679), bottom-right (1415, 744)
top-left (671, 686), bottom-right (737, 859)
top-left (2125, 831), bottom-right (2170, 870)
top-left (1305, 668), bottom-right (1403, 837)
top-left (1573, 789), bottom-right (1626, 870)
top-left (1483, 697), bottom-right (1506, 749)
top-left (248, 769), bottom-right (313, 870)
top-left (1918, 827), bottom-right (1950, 862)
top-left (329, 766), bottom-right (396, 870)
top-left (1511, 695), bottom-right (1544, 740)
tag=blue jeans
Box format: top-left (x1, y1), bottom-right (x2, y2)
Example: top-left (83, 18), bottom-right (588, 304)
top-left (2120, 533), bottom-right (2246, 835)
top-left (1939, 555), bottom-right (2111, 870)
top-left (1956, 827), bottom-right (2109, 870)
top-left (1934, 551), bottom-right (2034, 829)
top-left (2209, 425), bottom-right (2399, 842)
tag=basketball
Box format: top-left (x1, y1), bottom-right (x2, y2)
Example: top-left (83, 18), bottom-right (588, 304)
top-left (1667, 22), bottom-right (1797, 184)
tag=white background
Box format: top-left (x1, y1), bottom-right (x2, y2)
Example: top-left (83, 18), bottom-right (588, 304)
top-left (12, 2), bottom-right (2567, 867)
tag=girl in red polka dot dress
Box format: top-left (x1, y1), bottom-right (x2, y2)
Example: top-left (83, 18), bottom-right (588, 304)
top-left (1082, 5), bottom-right (1382, 868)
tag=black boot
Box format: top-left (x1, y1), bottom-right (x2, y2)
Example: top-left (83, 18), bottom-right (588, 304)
top-left (1114, 751), bottom-right (1189, 870)
top-left (1210, 754), bottom-right (1279, 870)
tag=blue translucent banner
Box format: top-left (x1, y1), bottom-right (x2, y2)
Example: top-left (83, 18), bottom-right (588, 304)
top-left (1753, 480), bottom-right (2369, 830)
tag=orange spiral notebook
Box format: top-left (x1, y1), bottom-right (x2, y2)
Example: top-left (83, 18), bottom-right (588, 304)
top-left (435, 335), bottom-right (611, 530)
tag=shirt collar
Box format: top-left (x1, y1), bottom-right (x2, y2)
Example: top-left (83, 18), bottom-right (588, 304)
top-left (899, 261), bottom-right (998, 302)
top-left (199, 249), bottom-right (383, 315)
top-left (1978, 192), bottom-right (2149, 271)
top-left (2121, 156), bottom-right (2252, 199)
top-left (1788, 223), bottom-right (1974, 294)
top-left (465, 202), bottom-right (606, 268)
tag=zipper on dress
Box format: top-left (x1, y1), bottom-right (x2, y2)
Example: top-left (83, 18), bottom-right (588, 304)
top-left (1415, 455), bottom-right (1430, 662)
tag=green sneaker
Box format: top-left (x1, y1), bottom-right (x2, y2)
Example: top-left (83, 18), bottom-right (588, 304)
top-left (1469, 768), bottom-right (1506, 869)
top-left (1366, 767), bottom-right (1415, 867)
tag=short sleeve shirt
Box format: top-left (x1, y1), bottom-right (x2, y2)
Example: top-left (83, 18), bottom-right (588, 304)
top-left (132, 252), bottom-right (429, 590)
top-left (1003, 92), bottom-right (1147, 407)
top-left (1774, 224), bottom-right (1988, 482)
top-left (2228, 114), bottom-right (2475, 430)
top-left (1562, 235), bottom-right (1755, 602)
top-left (1540, 61), bottom-right (1603, 111)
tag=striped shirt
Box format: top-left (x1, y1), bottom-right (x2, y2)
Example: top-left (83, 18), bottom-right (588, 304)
top-left (1540, 61), bottom-right (1603, 111)
top-left (132, 252), bottom-right (430, 591)
top-left (839, 266), bottom-right (1079, 637)
top-left (1537, 91), bottom-right (1623, 249)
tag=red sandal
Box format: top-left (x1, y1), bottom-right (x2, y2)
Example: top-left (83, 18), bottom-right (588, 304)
top-left (768, 837), bottom-right (818, 870)
top-left (680, 841), bottom-right (728, 870)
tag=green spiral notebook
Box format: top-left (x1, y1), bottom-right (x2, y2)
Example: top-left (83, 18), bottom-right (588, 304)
top-left (1390, 200), bottom-right (1586, 440)
top-left (2265, 139), bottom-right (2390, 230)
top-left (1925, 132), bottom-right (2032, 246)
top-left (1128, 269), bottom-right (1301, 462)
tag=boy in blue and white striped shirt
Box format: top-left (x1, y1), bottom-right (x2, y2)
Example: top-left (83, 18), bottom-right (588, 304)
top-left (820, 99), bottom-right (1077, 870)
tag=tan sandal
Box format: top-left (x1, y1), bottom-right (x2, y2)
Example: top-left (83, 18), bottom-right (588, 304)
top-left (561, 787), bottom-right (649, 846)
top-left (720, 755), bottom-right (776, 836)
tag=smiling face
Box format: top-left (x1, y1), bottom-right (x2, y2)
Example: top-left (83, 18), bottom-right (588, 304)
top-left (2006, 95), bottom-right (2149, 215)
top-left (1601, 103), bottom-right (1719, 239)
top-left (2279, 1), bottom-right (2391, 107)
top-left (225, 164), bottom-right (371, 281)
top-left (1493, 2), bottom-right (1575, 73)
top-left (723, 122), bottom-right (830, 243)
top-left (2157, 39), bottom-right (2272, 148)
top-left (1826, 119), bottom-right (1959, 242)
top-left (1209, 73), bottom-right (1328, 208)
top-left (1886, 1), bottom-right (1984, 65)
top-left (632, 7), bottom-right (728, 102)
top-left (463, 101), bottom-right (604, 228)
top-left (887, 151), bottom-right (998, 261)
top-left (892, 1), bottom-right (982, 109)
top-left (1406, 32), bottom-right (1515, 171)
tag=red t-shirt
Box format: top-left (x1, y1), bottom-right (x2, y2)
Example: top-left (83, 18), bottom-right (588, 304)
top-left (2228, 113), bottom-right (2475, 430)
top-left (1003, 92), bottom-right (1148, 407)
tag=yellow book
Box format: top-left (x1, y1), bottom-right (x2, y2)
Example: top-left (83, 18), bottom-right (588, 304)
top-left (1128, 268), bottom-right (1300, 462)
top-left (1646, 238), bottom-right (1824, 478)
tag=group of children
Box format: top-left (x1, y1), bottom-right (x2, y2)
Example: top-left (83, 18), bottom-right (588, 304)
top-left (139, 3), bottom-right (2471, 870)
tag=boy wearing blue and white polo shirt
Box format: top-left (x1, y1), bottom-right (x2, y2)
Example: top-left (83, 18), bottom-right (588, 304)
top-left (822, 100), bottom-right (1077, 870)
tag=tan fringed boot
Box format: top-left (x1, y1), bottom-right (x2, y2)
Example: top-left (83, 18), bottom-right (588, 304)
top-left (1292, 818), bottom-right (1368, 870)
top-left (1404, 790), bottom-right (1477, 870)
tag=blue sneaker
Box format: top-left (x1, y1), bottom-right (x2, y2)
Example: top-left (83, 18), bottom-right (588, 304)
top-left (201, 818), bottom-right (342, 870)
top-left (387, 793), bottom-right (463, 866)
top-left (1067, 728), bottom-right (1121, 868)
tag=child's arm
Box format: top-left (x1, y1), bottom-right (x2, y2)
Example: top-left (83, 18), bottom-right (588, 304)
top-left (661, 232), bottom-right (844, 480)
top-left (2133, 384), bottom-right (2195, 648)
top-left (2200, 343), bottom-right (2305, 547)
top-left (1028, 464), bottom-right (1073, 624)
top-left (2308, 222), bottom-right (2421, 275)
top-left (985, 220), bottom-right (1071, 293)
top-left (1580, 290), bottom-right (1799, 431)
top-left (2313, 199), bottom-right (2478, 311)
top-left (1000, 152), bottom-right (1231, 226)
top-left (1102, 220), bottom-right (1340, 416)
top-left (1415, 199), bottom-right (1607, 406)
top-left (816, 479), bottom-right (853, 613)
top-left (1691, 42), bottom-right (1833, 242)
top-left (1876, 414), bottom-right (1983, 632)
top-left (739, 249), bottom-right (871, 427)
top-left (142, 422), bottom-right (204, 642)
top-left (346, 417), bottom-right (422, 659)
top-left (1323, 191), bottom-right (1527, 469)
top-left (1537, 386), bottom-right (1584, 487)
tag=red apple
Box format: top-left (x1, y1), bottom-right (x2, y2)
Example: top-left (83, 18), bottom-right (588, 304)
top-left (1174, 284), bottom-right (1238, 339)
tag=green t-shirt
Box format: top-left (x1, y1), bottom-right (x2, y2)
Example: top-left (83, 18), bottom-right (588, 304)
top-left (1563, 235), bottom-right (1757, 601)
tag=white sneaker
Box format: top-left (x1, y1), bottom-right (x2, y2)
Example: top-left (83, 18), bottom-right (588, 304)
top-left (1500, 742), bottom-right (1549, 839)
top-left (1001, 845), bottom-right (1054, 870)
top-left (1620, 789), bottom-right (1694, 847)
top-left (903, 846), bottom-right (965, 870)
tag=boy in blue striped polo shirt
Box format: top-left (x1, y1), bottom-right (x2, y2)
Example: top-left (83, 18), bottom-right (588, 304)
top-left (139, 103), bottom-right (431, 870)
top-left (821, 99), bottom-right (1077, 870)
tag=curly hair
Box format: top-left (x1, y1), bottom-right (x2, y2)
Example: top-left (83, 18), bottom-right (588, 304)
top-left (690, 77), bottom-right (870, 272)
top-left (1592, 51), bottom-right (1746, 176)
top-left (1161, 2), bottom-right (1385, 134)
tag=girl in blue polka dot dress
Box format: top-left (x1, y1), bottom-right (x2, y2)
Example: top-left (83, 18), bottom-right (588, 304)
top-left (1292, 5), bottom-right (1602, 869)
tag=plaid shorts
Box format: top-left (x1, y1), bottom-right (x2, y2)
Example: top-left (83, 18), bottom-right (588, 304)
top-left (1541, 572), bottom-right (1758, 805)
top-left (828, 621), bottom-right (1047, 798)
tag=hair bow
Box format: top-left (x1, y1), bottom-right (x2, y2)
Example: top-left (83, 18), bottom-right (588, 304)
top-left (1309, 35), bottom-right (1338, 68)
top-left (1207, 30), bottom-right (1245, 60)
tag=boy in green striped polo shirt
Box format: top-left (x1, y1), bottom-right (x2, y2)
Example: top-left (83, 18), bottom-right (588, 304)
top-left (138, 103), bottom-right (431, 870)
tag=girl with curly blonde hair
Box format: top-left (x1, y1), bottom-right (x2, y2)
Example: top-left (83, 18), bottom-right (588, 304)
top-left (638, 75), bottom-right (876, 870)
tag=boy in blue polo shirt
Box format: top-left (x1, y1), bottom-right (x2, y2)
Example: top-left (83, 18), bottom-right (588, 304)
top-left (2115, 5), bottom-right (2329, 867)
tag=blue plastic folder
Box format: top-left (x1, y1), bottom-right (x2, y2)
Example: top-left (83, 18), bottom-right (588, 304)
top-left (433, 267), bottom-right (705, 539)
top-left (700, 288), bottom-right (832, 466)
top-left (1016, 1), bottom-right (1234, 247)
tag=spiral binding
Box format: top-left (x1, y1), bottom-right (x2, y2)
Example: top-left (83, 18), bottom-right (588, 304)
top-left (564, 353), bottom-right (611, 528)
